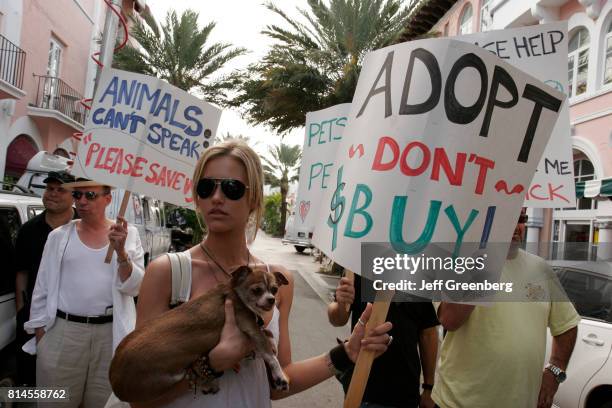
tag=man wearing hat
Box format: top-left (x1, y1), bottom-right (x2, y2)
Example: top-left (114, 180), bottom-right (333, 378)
top-left (24, 178), bottom-right (145, 407)
top-left (14, 170), bottom-right (77, 386)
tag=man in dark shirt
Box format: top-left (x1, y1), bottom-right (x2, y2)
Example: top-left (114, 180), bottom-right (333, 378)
top-left (14, 171), bottom-right (77, 386)
top-left (328, 271), bottom-right (439, 408)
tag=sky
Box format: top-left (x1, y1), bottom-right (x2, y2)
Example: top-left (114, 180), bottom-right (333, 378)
top-left (146, 0), bottom-right (308, 156)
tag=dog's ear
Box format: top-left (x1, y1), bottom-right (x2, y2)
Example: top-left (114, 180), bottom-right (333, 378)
top-left (273, 271), bottom-right (289, 286)
top-left (231, 266), bottom-right (252, 287)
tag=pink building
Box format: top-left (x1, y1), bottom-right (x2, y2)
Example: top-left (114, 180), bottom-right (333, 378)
top-left (431, 0), bottom-right (612, 259)
top-left (0, 0), bottom-right (146, 182)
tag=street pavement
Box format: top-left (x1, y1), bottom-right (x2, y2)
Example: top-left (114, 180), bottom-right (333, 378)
top-left (250, 231), bottom-right (352, 408)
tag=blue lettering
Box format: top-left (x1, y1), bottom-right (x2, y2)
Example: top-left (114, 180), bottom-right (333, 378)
top-left (98, 76), bottom-right (119, 105)
top-left (184, 106), bottom-right (203, 136)
top-left (92, 108), bottom-right (106, 124)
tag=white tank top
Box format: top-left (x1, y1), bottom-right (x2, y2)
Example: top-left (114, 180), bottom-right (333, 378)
top-left (161, 251), bottom-right (280, 408)
top-left (58, 225), bottom-right (113, 316)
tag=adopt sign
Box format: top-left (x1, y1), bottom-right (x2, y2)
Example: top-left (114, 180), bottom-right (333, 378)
top-left (312, 38), bottom-right (565, 275)
top-left (71, 68), bottom-right (222, 207)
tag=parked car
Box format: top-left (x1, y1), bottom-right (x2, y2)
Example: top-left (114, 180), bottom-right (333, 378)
top-left (0, 188), bottom-right (44, 385)
top-left (547, 260), bottom-right (612, 408)
top-left (282, 213), bottom-right (314, 253)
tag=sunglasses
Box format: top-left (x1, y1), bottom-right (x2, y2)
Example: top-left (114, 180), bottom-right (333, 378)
top-left (72, 190), bottom-right (105, 201)
top-left (197, 178), bottom-right (248, 201)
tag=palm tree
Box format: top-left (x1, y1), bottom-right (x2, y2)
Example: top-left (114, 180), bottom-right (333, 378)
top-left (113, 9), bottom-right (246, 104)
top-left (262, 143), bottom-right (301, 235)
top-left (231, 0), bottom-right (414, 133)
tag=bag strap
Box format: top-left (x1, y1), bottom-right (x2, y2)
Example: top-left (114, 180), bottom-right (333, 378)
top-left (168, 252), bottom-right (191, 307)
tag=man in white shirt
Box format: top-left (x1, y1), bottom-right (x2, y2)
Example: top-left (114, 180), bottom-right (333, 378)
top-left (25, 179), bottom-right (145, 407)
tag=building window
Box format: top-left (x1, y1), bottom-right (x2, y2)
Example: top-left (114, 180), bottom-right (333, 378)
top-left (604, 21), bottom-right (612, 86)
top-left (47, 36), bottom-right (63, 77)
top-left (459, 4), bottom-right (473, 35)
top-left (568, 28), bottom-right (589, 97)
top-left (574, 158), bottom-right (597, 210)
top-left (480, 0), bottom-right (492, 32)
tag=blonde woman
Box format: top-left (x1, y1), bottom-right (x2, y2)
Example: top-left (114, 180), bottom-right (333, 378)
top-left (131, 141), bottom-right (392, 407)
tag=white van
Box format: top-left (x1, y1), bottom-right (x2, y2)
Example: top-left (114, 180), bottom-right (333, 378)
top-left (17, 151), bottom-right (171, 265)
top-left (282, 213), bottom-right (314, 253)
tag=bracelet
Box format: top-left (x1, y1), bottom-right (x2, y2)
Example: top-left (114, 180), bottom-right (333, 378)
top-left (186, 354), bottom-right (224, 394)
top-left (422, 383), bottom-right (434, 391)
top-left (329, 343), bottom-right (354, 374)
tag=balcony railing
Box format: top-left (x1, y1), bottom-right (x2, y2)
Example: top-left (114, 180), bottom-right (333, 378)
top-left (0, 33), bottom-right (26, 89)
top-left (32, 75), bottom-right (86, 125)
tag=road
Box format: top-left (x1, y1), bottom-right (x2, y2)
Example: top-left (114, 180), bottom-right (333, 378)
top-left (250, 231), bottom-right (351, 408)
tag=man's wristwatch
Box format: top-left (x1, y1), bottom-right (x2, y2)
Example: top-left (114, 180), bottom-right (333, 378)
top-left (545, 363), bottom-right (567, 383)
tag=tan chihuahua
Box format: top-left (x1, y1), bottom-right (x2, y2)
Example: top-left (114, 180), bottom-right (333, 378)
top-left (109, 265), bottom-right (290, 403)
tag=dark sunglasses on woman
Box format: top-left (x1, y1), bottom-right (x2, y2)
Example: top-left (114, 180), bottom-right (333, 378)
top-left (197, 178), bottom-right (248, 201)
top-left (72, 190), bottom-right (105, 201)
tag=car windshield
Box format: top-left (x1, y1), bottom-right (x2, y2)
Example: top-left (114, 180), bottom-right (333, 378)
top-left (554, 266), bottom-right (612, 323)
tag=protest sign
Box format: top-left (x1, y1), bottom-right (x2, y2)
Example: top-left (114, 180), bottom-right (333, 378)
top-left (460, 22), bottom-right (575, 207)
top-left (71, 68), bottom-right (222, 207)
top-left (292, 104), bottom-right (351, 233)
top-left (311, 38), bottom-right (565, 277)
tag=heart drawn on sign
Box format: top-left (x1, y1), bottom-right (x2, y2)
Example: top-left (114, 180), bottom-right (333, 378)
top-left (299, 201), bottom-right (310, 223)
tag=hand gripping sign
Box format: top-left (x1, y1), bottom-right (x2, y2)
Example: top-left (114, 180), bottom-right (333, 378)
top-left (308, 38), bottom-right (564, 408)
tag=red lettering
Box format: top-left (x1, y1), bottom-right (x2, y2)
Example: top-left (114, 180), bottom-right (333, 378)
top-left (183, 177), bottom-right (193, 203)
top-left (145, 163), bottom-right (159, 183)
top-left (400, 141), bottom-right (430, 176)
top-left (94, 147), bottom-right (106, 169)
top-left (172, 173), bottom-right (184, 191)
top-left (431, 148), bottom-right (466, 186)
top-left (528, 184), bottom-right (546, 200)
top-left (103, 147), bottom-right (119, 171)
top-left (133, 157), bottom-right (147, 177)
top-left (372, 136), bottom-right (399, 171)
top-left (85, 143), bottom-right (101, 166)
top-left (548, 183), bottom-right (569, 203)
top-left (473, 155), bottom-right (495, 195)
top-left (122, 154), bottom-right (134, 175)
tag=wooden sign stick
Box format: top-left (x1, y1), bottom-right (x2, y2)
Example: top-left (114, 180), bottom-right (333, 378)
top-left (343, 289), bottom-right (394, 408)
top-left (104, 190), bottom-right (132, 263)
top-left (344, 269), bottom-right (354, 312)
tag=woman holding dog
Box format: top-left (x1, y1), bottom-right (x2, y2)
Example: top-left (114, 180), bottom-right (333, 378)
top-left (127, 140), bottom-right (393, 407)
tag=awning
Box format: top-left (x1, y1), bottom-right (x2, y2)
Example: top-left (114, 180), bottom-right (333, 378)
top-left (575, 178), bottom-right (612, 198)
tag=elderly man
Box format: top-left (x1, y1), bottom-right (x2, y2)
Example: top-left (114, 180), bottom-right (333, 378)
top-left (25, 178), bottom-right (144, 407)
top-left (433, 211), bottom-right (580, 408)
top-left (15, 171), bottom-right (77, 386)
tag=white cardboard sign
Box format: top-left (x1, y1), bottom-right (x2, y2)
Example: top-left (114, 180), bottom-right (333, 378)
top-left (311, 38), bottom-right (565, 275)
top-left (71, 68), bottom-right (222, 207)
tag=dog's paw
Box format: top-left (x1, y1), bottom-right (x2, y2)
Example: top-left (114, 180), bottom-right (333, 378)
top-left (271, 373), bottom-right (289, 391)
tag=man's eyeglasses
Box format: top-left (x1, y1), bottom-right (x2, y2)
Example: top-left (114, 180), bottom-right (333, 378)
top-left (72, 191), bottom-right (105, 201)
top-left (196, 178), bottom-right (248, 201)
